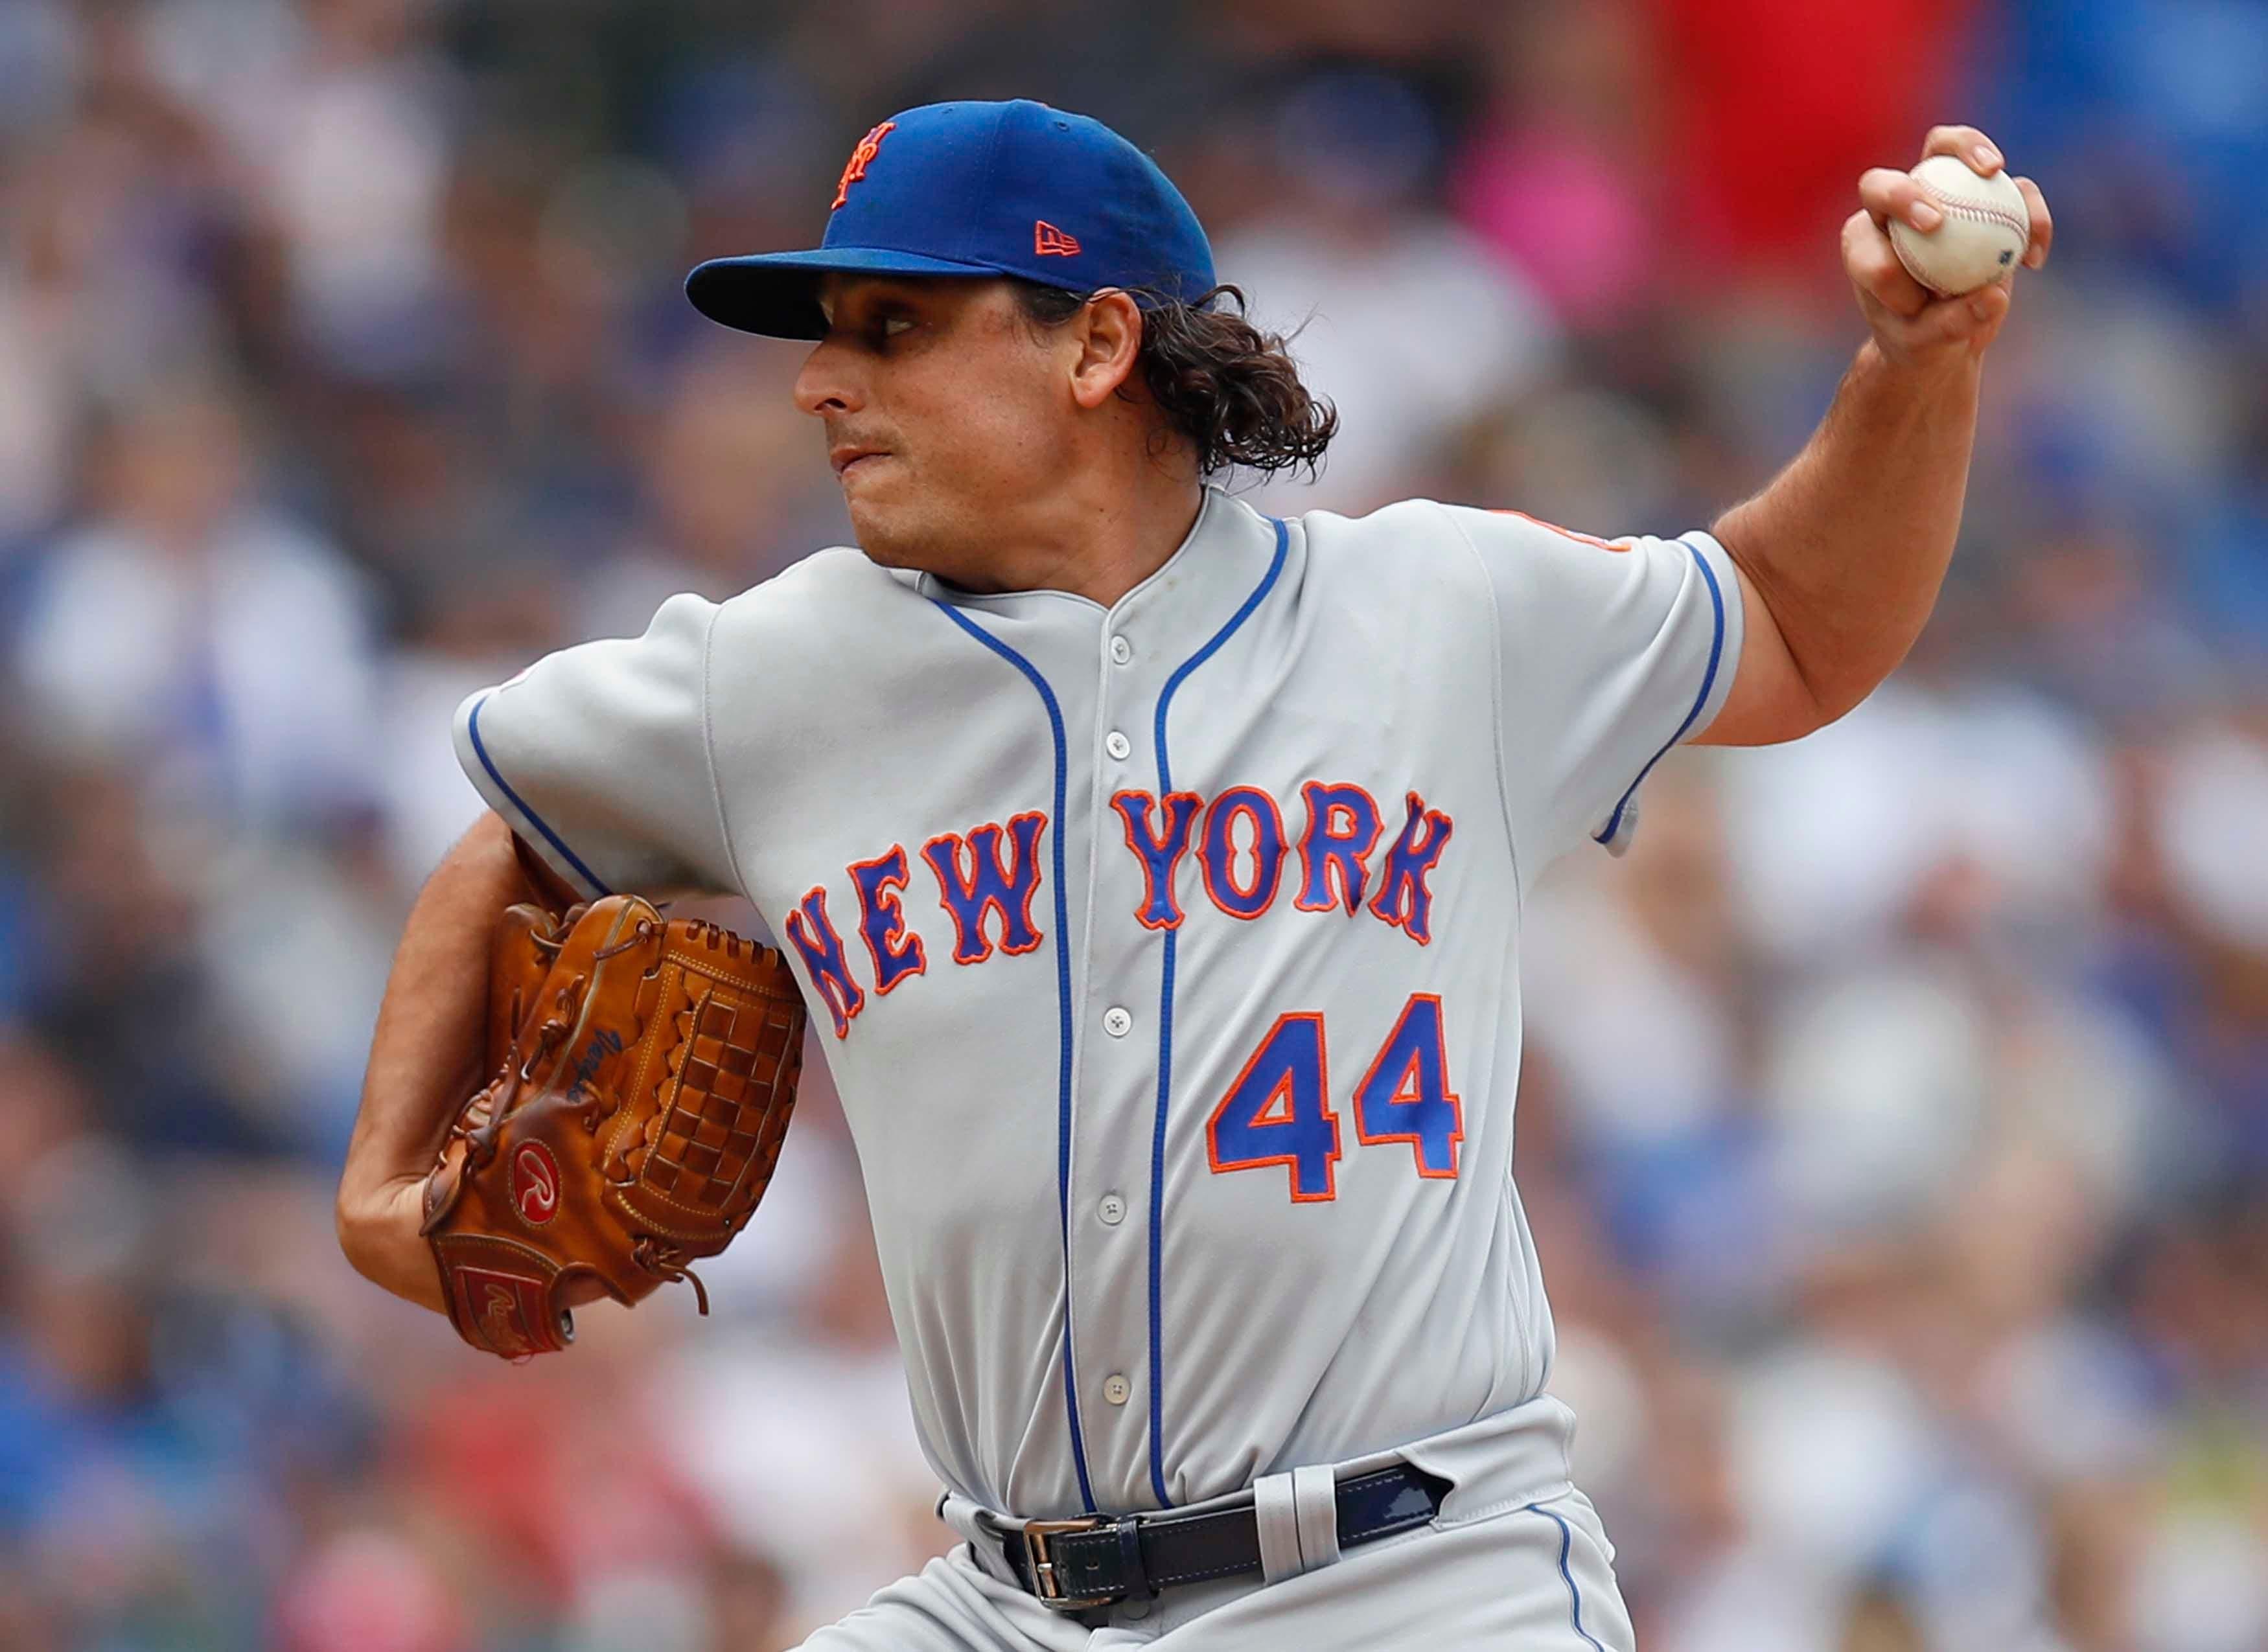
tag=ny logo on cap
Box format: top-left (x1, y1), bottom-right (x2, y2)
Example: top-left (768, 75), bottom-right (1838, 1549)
top-left (832, 120), bottom-right (896, 211)
top-left (1034, 220), bottom-right (1082, 257)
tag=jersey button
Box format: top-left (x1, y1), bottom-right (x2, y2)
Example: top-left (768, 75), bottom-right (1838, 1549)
top-left (1103, 1006), bottom-right (1133, 1038)
top-left (1103, 1374), bottom-right (1131, 1406)
top-left (1104, 730), bottom-right (1132, 761)
top-left (1109, 635), bottom-right (1133, 665)
top-left (1098, 1193), bottom-right (1126, 1226)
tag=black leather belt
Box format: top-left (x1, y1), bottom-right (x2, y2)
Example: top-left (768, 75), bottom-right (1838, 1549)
top-left (987, 1463), bottom-right (1449, 1611)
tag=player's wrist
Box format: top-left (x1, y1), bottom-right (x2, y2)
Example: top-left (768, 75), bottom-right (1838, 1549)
top-left (1855, 331), bottom-right (1986, 392)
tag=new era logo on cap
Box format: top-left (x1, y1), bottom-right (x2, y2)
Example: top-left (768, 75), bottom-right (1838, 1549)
top-left (685, 99), bottom-right (1217, 341)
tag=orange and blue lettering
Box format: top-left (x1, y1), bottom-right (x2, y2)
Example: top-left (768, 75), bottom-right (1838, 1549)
top-left (922, 812), bottom-right (1049, 964)
top-left (1207, 1011), bottom-right (1338, 1202)
top-left (1368, 790), bottom-right (1453, 945)
top-left (1353, 994), bottom-right (1461, 1177)
top-left (1199, 786), bottom-right (1286, 921)
top-left (1293, 781), bottom-right (1383, 914)
top-left (1111, 790), bottom-right (1203, 930)
top-left (831, 120), bottom-right (896, 210)
top-left (850, 845), bottom-right (927, 995)
top-left (784, 885), bottom-right (864, 1038)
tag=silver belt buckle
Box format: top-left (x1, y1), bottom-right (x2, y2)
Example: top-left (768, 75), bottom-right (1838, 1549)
top-left (1019, 1517), bottom-right (1122, 1610)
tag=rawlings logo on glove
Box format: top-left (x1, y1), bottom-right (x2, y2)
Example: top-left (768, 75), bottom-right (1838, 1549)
top-left (511, 1143), bottom-right (560, 1225)
top-left (419, 896), bottom-right (807, 1359)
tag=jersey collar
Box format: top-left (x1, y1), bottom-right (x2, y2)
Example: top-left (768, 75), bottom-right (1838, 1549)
top-left (916, 485), bottom-right (1284, 641)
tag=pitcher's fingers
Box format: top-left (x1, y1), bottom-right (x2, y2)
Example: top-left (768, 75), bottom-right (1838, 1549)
top-left (1921, 124), bottom-right (2004, 174)
top-left (1844, 209), bottom-right (1931, 318)
top-left (1960, 280), bottom-right (2013, 330)
top-left (1860, 166), bottom-right (1943, 233)
top-left (1888, 281), bottom-right (2013, 352)
top-left (2014, 176), bottom-right (2054, 267)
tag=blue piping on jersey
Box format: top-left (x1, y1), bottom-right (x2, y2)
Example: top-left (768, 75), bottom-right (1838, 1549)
top-left (1593, 538), bottom-right (1726, 847)
top-left (927, 599), bottom-right (1097, 1515)
top-left (1527, 1502), bottom-right (1609, 1652)
top-left (465, 692), bottom-right (613, 897)
top-left (1144, 515), bottom-right (1290, 1508)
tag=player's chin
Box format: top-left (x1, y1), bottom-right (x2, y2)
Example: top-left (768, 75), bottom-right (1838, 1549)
top-left (842, 488), bottom-right (925, 569)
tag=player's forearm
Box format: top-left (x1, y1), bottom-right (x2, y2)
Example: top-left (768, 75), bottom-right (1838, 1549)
top-left (337, 810), bottom-right (530, 1310)
top-left (1711, 338), bottom-right (1983, 725)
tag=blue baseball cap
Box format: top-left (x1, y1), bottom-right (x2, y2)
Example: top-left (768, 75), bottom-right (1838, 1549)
top-left (685, 99), bottom-right (1216, 340)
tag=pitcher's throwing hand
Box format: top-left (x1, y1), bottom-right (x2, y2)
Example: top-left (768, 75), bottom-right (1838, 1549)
top-left (1844, 124), bottom-right (2054, 367)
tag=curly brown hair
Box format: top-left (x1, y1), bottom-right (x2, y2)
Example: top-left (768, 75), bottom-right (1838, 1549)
top-left (1015, 282), bottom-right (1337, 480)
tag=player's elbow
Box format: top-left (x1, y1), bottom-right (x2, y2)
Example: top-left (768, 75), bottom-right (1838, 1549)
top-left (1789, 664), bottom-right (1887, 741)
top-left (1696, 567), bottom-right (1911, 747)
top-left (1730, 665), bottom-right (1892, 746)
top-left (1781, 626), bottom-right (1921, 740)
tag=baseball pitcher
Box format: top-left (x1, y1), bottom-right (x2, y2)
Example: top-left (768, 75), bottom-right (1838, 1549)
top-left (338, 100), bottom-right (2052, 1648)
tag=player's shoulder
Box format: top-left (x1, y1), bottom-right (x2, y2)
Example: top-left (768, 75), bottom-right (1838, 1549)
top-left (531, 547), bottom-right (916, 681)
top-left (724, 542), bottom-right (900, 604)
top-left (710, 542), bottom-right (929, 635)
top-left (1288, 496), bottom-right (1472, 574)
top-left (1260, 499), bottom-right (1504, 658)
top-left (1288, 496), bottom-right (1571, 602)
top-left (1293, 494), bottom-right (1459, 547)
top-left (1290, 496), bottom-right (1626, 564)
top-left (695, 542), bottom-right (957, 701)
top-left (1289, 498), bottom-right (1671, 636)
top-left (1355, 499), bottom-right (1658, 590)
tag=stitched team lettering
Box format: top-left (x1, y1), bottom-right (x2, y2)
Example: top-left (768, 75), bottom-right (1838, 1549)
top-left (787, 784), bottom-right (1453, 1038)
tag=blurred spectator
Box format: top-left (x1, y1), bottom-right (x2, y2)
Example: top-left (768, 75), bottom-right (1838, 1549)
top-left (1452, 0), bottom-right (1667, 333)
top-left (660, 1167), bottom-right (951, 1636)
top-left (13, 374), bottom-right (382, 832)
top-left (579, 349), bottom-right (837, 640)
top-left (1220, 67), bottom-right (1558, 514)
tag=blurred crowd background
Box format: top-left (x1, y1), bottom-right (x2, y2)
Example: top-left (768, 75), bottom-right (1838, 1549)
top-left (1, 0), bottom-right (2265, 1648)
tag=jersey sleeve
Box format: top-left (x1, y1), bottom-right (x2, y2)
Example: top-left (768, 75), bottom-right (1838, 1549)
top-left (1444, 506), bottom-right (1743, 880)
top-left (452, 592), bottom-right (739, 899)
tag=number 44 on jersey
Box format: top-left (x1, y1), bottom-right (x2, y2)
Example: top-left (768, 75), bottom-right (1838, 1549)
top-left (1208, 994), bottom-right (1461, 1202)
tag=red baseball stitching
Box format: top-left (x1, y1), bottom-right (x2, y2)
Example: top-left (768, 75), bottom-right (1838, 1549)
top-left (1915, 180), bottom-right (2030, 242)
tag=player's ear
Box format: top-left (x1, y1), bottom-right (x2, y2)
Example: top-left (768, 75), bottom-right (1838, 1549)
top-left (1068, 290), bottom-right (1143, 409)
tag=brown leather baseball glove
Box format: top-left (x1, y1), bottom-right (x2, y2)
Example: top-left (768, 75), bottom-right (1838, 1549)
top-left (419, 895), bottom-right (807, 1359)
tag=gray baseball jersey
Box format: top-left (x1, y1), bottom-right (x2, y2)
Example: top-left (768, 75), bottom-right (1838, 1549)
top-left (455, 486), bottom-right (1741, 1524)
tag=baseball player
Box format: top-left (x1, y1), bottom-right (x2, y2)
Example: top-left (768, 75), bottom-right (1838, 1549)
top-left (338, 101), bottom-right (2052, 1647)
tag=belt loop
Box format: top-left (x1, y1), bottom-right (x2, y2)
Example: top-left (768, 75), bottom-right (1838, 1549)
top-left (1291, 1465), bottom-right (1341, 1570)
top-left (1253, 1471), bottom-right (1304, 1583)
top-left (1117, 1517), bottom-right (1155, 1598)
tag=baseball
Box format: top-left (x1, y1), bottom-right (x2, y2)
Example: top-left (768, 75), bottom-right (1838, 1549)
top-left (1888, 153), bottom-right (2033, 297)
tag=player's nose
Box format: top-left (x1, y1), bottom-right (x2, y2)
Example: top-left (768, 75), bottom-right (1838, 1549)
top-left (793, 339), bottom-right (864, 418)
